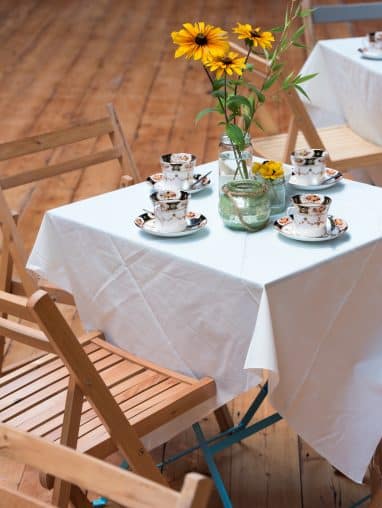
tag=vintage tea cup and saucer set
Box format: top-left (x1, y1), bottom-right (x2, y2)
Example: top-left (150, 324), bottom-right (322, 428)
top-left (135, 153), bottom-right (208, 237)
top-left (275, 148), bottom-right (348, 242)
top-left (358, 31), bottom-right (382, 60)
top-left (288, 148), bottom-right (343, 191)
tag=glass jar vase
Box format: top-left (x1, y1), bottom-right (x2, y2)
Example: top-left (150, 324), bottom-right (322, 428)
top-left (268, 177), bottom-right (286, 215)
top-left (218, 133), bottom-right (253, 193)
top-left (219, 179), bottom-right (271, 231)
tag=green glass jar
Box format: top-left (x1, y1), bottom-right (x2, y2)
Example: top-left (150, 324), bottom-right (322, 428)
top-left (219, 179), bottom-right (271, 231)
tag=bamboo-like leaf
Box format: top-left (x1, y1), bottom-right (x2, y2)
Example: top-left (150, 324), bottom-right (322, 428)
top-left (270, 25), bottom-right (284, 32)
top-left (292, 25), bottom-right (305, 42)
top-left (295, 84), bottom-right (310, 101)
top-left (195, 107), bottom-right (220, 123)
top-left (292, 41), bottom-right (306, 48)
top-left (294, 72), bottom-right (318, 84)
top-left (263, 73), bottom-right (279, 90)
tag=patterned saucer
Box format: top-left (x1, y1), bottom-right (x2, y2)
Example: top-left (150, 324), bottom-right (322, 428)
top-left (288, 168), bottom-right (343, 191)
top-left (147, 173), bottom-right (211, 194)
top-left (134, 211), bottom-right (207, 237)
top-left (274, 215), bottom-right (348, 242)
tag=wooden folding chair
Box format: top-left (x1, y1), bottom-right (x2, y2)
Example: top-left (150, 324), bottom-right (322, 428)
top-left (0, 423), bottom-right (212, 508)
top-left (301, 0), bottom-right (382, 54)
top-left (0, 185), bottom-right (216, 507)
top-left (0, 103), bottom-right (141, 373)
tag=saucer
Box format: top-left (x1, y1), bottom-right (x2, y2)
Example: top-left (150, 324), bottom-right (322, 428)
top-left (274, 215), bottom-right (348, 242)
top-left (288, 168), bottom-right (343, 190)
top-left (134, 211), bottom-right (207, 237)
top-left (359, 48), bottom-right (382, 60)
top-left (147, 173), bottom-right (211, 194)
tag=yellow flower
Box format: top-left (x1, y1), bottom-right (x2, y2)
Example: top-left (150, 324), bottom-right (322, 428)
top-left (233, 23), bottom-right (275, 50)
top-left (252, 160), bottom-right (284, 180)
top-left (171, 22), bottom-right (229, 62)
top-left (204, 51), bottom-right (246, 78)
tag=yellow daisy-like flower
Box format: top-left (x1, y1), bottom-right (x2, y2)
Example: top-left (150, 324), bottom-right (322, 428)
top-left (171, 22), bottom-right (229, 62)
top-left (252, 160), bottom-right (284, 180)
top-left (204, 51), bottom-right (246, 78)
top-left (233, 23), bottom-right (275, 50)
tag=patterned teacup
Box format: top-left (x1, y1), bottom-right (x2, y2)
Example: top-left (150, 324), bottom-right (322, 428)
top-left (368, 31), bottom-right (382, 50)
top-left (160, 153), bottom-right (196, 190)
top-left (290, 148), bottom-right (327, 186)
top-left (288, 194), bottom-right (332, 237)
top-left (150, 189), bottom-right (189, 233)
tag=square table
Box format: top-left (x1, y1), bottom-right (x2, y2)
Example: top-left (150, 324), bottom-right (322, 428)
top-left (28, 162), bottom-right (382, 484)
top-left (301, 37), bottom-right (382, 146)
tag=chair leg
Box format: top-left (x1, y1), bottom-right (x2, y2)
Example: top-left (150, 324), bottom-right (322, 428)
top-left (214, 405), bottom-right (234, 433)
top-left (193, 423), bottom-right (232, 508)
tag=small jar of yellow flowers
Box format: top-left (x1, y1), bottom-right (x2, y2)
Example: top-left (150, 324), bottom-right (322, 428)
top-left (252, 160), bottom-right (286, 214)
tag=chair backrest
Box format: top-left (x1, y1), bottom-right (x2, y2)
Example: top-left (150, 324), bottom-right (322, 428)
top-left (0, 103), bottom-right (140, 190)
top-left (302, 1), bottom-right (382, 53)
top-left (0, 186), bottom-right (166, 489)
top-left (0, 424), bottom-right (212, 508)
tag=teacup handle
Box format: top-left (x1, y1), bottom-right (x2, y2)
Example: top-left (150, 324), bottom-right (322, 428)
top-left (287, 205), bottom-right (295, 217)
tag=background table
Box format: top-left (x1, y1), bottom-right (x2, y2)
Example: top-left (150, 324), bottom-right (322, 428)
top-left (301, 37), bottom-right (382, 144)
top-left (28, 163), bottom-right (382, 483)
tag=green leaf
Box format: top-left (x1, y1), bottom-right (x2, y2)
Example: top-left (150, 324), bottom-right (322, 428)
top-left (292, 25), bottom-right (305, 42)
top-left (227, 95), bottom-right (253, 115)
top-left (195, 107), bottom-right (220, 123)
top-left (212, 89), bottom-right (225, 98)
top-left (252, 117), bottom-right (264, 132)
top-left (263, 73), bottom-right (279, 90)
top-left (212, 78), bottom-right (225, 91)
top-left (292, 41), bottom-right (306, 48)
top-left (271, 62), bottom-right (283, 72)
top-left (282, 71), bottom-right (295, 89)
top-left (298, 7), bottom-right (315, 18)
top-left (294, 84), bottom-right (310, 101)
top-left (270, 25), bottom-right (284, 32)
top-left (242, 113), bottom-right (252, 132)
top-left (294, 72), bottom-right (318, 84)
top-left (245, 63), bottom-right (254, 71)
top-left (226, 123), bottom-right (245, 150)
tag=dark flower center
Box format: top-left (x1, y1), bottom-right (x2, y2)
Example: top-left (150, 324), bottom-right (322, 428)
top-left (195, 33), bottom-right (208, 46)
top-left (221, 57), bottom-right (233, 64)
top-left (250, 30), bottom-right (261, 38)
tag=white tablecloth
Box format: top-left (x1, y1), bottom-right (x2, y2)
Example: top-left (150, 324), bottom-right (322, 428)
top-left (28, 162), bottom-right (382, 483)
top-left (301, 37), bottom-right (382, 145)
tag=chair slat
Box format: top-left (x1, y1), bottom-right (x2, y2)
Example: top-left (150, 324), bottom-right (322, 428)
top-left (0, 117), bottom-right (113, 161)
top-left (0, 148), bottom-right (120, 189)
top-left (0, 290), bottom-right (34, 321)
top-left (312, 3), bottom-right (382, 24)
top-left (0, 317), bottom-right (54, 353)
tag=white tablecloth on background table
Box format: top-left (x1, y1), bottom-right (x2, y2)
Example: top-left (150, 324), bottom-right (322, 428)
top-left (28, 162), bottom-right (382, 483)
top-left (301, 37), bottom-right (382, 145)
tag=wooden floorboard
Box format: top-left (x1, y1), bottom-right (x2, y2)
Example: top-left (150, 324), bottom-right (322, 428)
top-left (0, 0), bottom-right (373, 506)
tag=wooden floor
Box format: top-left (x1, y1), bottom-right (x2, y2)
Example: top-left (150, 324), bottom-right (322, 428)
top-left (0, 0), bottom-right (375, 506)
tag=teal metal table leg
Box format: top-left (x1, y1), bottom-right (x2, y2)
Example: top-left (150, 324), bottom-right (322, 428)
top-left (193, 422), bottom-right (233, 508)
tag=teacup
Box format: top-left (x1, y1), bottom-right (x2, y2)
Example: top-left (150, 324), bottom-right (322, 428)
top-left (290, 148), bottom-right (327, 186)
top-left (367, 31), bottom-right (382, 50)
top-left (288, 194), bottom-right (331, 237)
top-left (160, 153), bottom-right (196, 191)
top-left (150, 189), bottom-right (189, 233)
